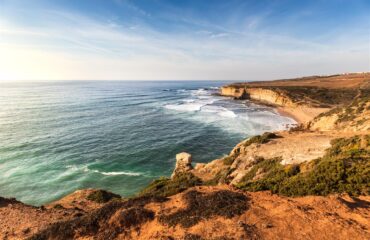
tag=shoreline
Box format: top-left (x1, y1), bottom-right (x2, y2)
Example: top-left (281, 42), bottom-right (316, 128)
top-left (238, 96), bottom-right (329, 124)
top-left (276, 106), bottom-right (330, 124)
top-left (276, 107), bottom-right (301, 123)
top-left (245, 98), bottom-right (327, 125)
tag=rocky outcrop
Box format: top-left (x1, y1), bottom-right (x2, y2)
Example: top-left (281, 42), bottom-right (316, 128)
top-left (171, 152), bottom-right (193, 178)
top-left (245, 88), bottom-right (296, 107)
top-left (220, 86), bottom-right (247, 99)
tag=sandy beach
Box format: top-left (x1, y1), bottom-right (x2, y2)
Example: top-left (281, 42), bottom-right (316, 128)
top-left (276, 106), bottom-right (330, 124)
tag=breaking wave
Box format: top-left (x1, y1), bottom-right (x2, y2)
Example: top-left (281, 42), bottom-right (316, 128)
top-left (66, 165), bottom-right (142, 177)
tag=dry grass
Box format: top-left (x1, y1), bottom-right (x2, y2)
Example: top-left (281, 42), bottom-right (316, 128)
top-left (28, 196), bottom-right (167, 240)
top-left (158, 190), bottom-right (248, 228)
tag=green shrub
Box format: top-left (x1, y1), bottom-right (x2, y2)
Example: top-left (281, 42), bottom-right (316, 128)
top-left (243, 132), bottom-right (280, 147)
top-left (204, 168), bottom-right (233, 186)
top-left (53, 204), bottom-right (64, 209)
top-left (86, 189), bottom-right (121, 203)
top-left (138, 172), bottom-right (202, 198)
top-left (222, 155), bottom-right (236, 165)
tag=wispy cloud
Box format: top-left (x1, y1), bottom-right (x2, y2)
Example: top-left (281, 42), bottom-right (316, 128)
top-left (0, 0), bottom-right (369, 80)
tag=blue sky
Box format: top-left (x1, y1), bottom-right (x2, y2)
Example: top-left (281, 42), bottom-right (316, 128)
top-left (0, 0), bottom-right (369, 80)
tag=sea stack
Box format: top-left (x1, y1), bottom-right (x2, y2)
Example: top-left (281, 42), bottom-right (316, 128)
top-left (171, 152), bottom-right (193, 178)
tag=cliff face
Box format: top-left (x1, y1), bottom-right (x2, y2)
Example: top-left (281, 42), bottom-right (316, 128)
top-left (246, 88), bottom-right (296, 107)
top-left (219, 86), bottom-right (247, 99)
top-left (221, 75), bottom-right (370, 125)
top-left (220, 86), bottom-right (296, 107)
top-left (221, 73), bottom-right (370, 124)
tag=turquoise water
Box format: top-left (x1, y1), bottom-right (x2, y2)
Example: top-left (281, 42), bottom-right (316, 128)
top-left (0, 81), bottom-right (295, 205)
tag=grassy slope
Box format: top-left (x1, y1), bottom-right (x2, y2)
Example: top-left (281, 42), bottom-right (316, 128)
top-left (236, 135), bottom-right (370, 196)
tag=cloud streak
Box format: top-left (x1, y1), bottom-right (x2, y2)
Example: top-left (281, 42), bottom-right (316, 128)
top-left (0, 0), bottom-right (369, 80)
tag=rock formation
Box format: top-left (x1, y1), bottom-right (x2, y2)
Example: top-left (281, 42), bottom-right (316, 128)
top-left (171, 152), bottom-right (193, 178)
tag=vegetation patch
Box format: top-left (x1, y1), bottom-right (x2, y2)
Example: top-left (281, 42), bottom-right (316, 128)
top-left (336, 90), bottom-right (370, 124)
top-left (314, 89), bottom-right (370, 126)
top-left (159, 190), bottom-right (248, 228)
top-left (53, 204), bottom-right (65, 210)
top-left (276, 86), bottom-right (357, 107)
top-left (237, 135), bottom-right (370, 196)
top-left (243, 132), bottom-right (280, 147)
top-left (138, 172), bottom-right (202, 198)
top-left (86, 189), bottom-right (121, 203)
top-left (204, 168), bottom-right (233, 186)
top-left (222, 155), bottom-right (236, 165)
top-left (0, 196), bottom-right (21, 207)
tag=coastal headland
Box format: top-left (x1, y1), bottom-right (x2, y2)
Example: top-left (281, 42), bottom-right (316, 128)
top-left (1, 73), bottom-right (369, 239)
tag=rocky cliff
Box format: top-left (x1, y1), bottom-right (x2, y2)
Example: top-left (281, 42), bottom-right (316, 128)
top-left (220, 86), bottom-right (296, 107)
top-left (221, 73), bottom-right (370, 124)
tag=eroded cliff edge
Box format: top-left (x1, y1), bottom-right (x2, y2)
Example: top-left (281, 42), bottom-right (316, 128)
top-left (220, 73), bottom-right (370, 125)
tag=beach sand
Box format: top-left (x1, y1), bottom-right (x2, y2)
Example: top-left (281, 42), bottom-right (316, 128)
top-left (277, 106), bottom-right (329, 124)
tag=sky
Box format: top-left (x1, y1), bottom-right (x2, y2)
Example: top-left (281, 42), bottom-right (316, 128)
top-left (0, 0), bottom-right (369, 81)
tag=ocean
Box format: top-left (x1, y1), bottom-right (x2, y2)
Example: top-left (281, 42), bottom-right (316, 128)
top-left (0, 81), bottom-right (295, 205)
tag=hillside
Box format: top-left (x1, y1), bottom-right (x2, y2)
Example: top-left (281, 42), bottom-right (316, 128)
top-left (226, 73), bottom-right (370, 89)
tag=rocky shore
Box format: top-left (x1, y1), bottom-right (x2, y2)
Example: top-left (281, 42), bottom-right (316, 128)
top-left (1, 73), bottom-right (369, 239)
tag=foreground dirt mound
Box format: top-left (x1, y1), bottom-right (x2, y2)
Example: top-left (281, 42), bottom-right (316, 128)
top-left (23, 186), bottom-right (370, 240)
top-left (0, 189), bottom-right (121, 240)
top-left (0, 196), bottom-right (79, 239)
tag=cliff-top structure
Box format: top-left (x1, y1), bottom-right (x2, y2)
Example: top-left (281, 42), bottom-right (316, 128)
top-left (1, 73), bottom-right (369, 240)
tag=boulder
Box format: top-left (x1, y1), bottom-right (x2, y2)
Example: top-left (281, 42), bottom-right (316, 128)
top-left (171, 152), bottom-right (193, 178)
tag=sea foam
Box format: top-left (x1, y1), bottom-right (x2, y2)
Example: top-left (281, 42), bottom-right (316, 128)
top-left (66, 165), bottom-right (142, 177)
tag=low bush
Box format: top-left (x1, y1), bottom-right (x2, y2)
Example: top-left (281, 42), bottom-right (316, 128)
top-left (243, 132), bottom-right (280, 147)
top-left (86, 189), bottom-right (121, 203)
top-left (204, 168), bottom-right (233, 186)
top-left (223, 156), bottom-right (236, 165)
top-left (138, 172), bottom-right (202, 198)
top-left (53, 204), bottom-right (64, 209)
